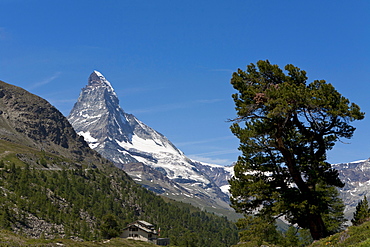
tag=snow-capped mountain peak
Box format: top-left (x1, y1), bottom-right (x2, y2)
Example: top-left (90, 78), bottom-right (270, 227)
top-left (68, 71), bottom-right (235, 216)
top-left (88, 70), bottom-right (116, 95)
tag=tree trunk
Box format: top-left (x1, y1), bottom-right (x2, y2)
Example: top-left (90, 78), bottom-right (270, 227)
top-left (307, 213), bottom-right (328, 240)
top-left (276, 136), bottom-right (329, 240)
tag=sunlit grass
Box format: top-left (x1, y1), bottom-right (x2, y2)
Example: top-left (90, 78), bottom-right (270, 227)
top-left (0, 229), bottom-right (157, 246)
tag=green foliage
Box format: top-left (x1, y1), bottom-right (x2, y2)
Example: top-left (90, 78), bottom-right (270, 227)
top-left (317, 183), bottom-right (346, 234)
top-left (39, 157), bottom-right (47, 167)
top-left (0, 159), bottom-right (238, 246)
top-left (229, 60), bottom-right (364, 240)
top-left (236, 215), bottom-right (280, 246)
top-left (283, 226), bottom-right (299, 247)
top-left (352, 195), bottom-right (370, 226)
top-left (280, 226), bottom-right (312, 247)
top-left (101, 214), bottom-right (120, 239)
top-left (234, 216), bottom-right (313, 247)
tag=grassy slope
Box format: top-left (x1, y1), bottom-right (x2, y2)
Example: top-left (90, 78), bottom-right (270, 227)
top-left (0, 229), bottom-right (156, 247)
top-left (310, 221), bottom-right (370, 247)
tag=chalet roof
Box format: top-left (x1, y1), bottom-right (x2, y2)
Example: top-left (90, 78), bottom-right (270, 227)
top-left (123, 220), bottom-right (158, 234)
top-left (137, 220), bottom-right (154, 227)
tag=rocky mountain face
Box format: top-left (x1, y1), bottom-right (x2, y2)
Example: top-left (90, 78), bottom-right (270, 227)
top-left (333, 159), bottom-right (370, 219)
top-left (0, 80), bottom-right (103, 165)
top-left (68, 71), bottom-right (234, 214)
top-left (192, 162), bottom-right (234, 196)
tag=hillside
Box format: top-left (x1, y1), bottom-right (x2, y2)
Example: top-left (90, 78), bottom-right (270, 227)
top-left (0, 80), bottom-right (97, 164)
top-left (0, 229), bottom-right (156, 247)
top-left (309, 220), bottom-right (370, 247)
top-left (0, 80), bottom-right (238, 246)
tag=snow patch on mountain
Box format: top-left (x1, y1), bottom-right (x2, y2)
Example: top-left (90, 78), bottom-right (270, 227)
top-left (78, 131), bottom-right (97, 143)
top-left (116, 133), bottom-right (179, 156)
top-left (78, 131), bottom-right (99, 148)
top-left (220, 185), bottom-right (231, 195)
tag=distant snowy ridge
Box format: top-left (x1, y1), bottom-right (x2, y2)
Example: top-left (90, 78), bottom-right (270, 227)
top-left (330, 158), bottom-right (370, 219)
top-left (191, 159), bottom-right (234, 196)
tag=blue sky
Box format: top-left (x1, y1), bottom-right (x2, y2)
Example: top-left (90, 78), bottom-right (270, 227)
top-left (1, 1), bottom-right (369, 166)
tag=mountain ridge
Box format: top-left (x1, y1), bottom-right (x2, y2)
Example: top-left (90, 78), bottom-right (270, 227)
top-left (68, 71), bottom-right (235, 216)
top-left (0, 80), bottom-right (98, 163)
top-left (332, 158), bottom-right (370, 219)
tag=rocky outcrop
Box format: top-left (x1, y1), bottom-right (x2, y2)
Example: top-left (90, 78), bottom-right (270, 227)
top-left (0, 80), bottom-right (102, 165)
top-left (13, 212), bottom-right (65, 239)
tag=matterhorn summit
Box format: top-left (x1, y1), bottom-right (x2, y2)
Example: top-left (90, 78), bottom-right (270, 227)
top-left (88, 70), bottom-right (116, 93)
top-left (68, 71), bottom-right (234, 215)
top-left (68, 70), bottom-right (182, 165)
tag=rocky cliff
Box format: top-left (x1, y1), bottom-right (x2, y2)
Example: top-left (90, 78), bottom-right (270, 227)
top-left (0, 80), bottom-right (100, 163)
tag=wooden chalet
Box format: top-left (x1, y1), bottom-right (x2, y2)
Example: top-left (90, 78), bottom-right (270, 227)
top-left (121, 220), bottom-right (169, 245)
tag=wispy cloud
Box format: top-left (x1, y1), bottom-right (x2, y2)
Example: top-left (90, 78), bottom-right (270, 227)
top-left (128, 98), bottom-right (223, 114)
top-left (0, 27), bottom-right (10, 41)
top-left (197, 65), bottom-right (235, 74)
top-left (187, 146), bottom-right (240, 166)
top-left (48, 98), bottom-right (77, 104)
top-left (29, 72), bottom-right (61, 90)
top-left (176, 136), bottom-right (234, 147)
top-left (188, 154), bottom-right (235, 166)
top-left (190, 149), bottom-right (240, 157)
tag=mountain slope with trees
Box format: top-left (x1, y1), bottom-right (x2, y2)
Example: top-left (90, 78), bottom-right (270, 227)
top-left (0, 80), bottom-right (238, 246)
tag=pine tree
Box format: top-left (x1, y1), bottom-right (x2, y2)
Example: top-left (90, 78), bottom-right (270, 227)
top-left (100, 214), bottom-right (120, 239)
top-left (283, 226), bottom-right (299, 247)
top-left (229, 60), bottom-right (364, 240)
top-left (352, 195), bottom-right (370, 226)
top-left (236, 215), bottom-right (280, 246)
